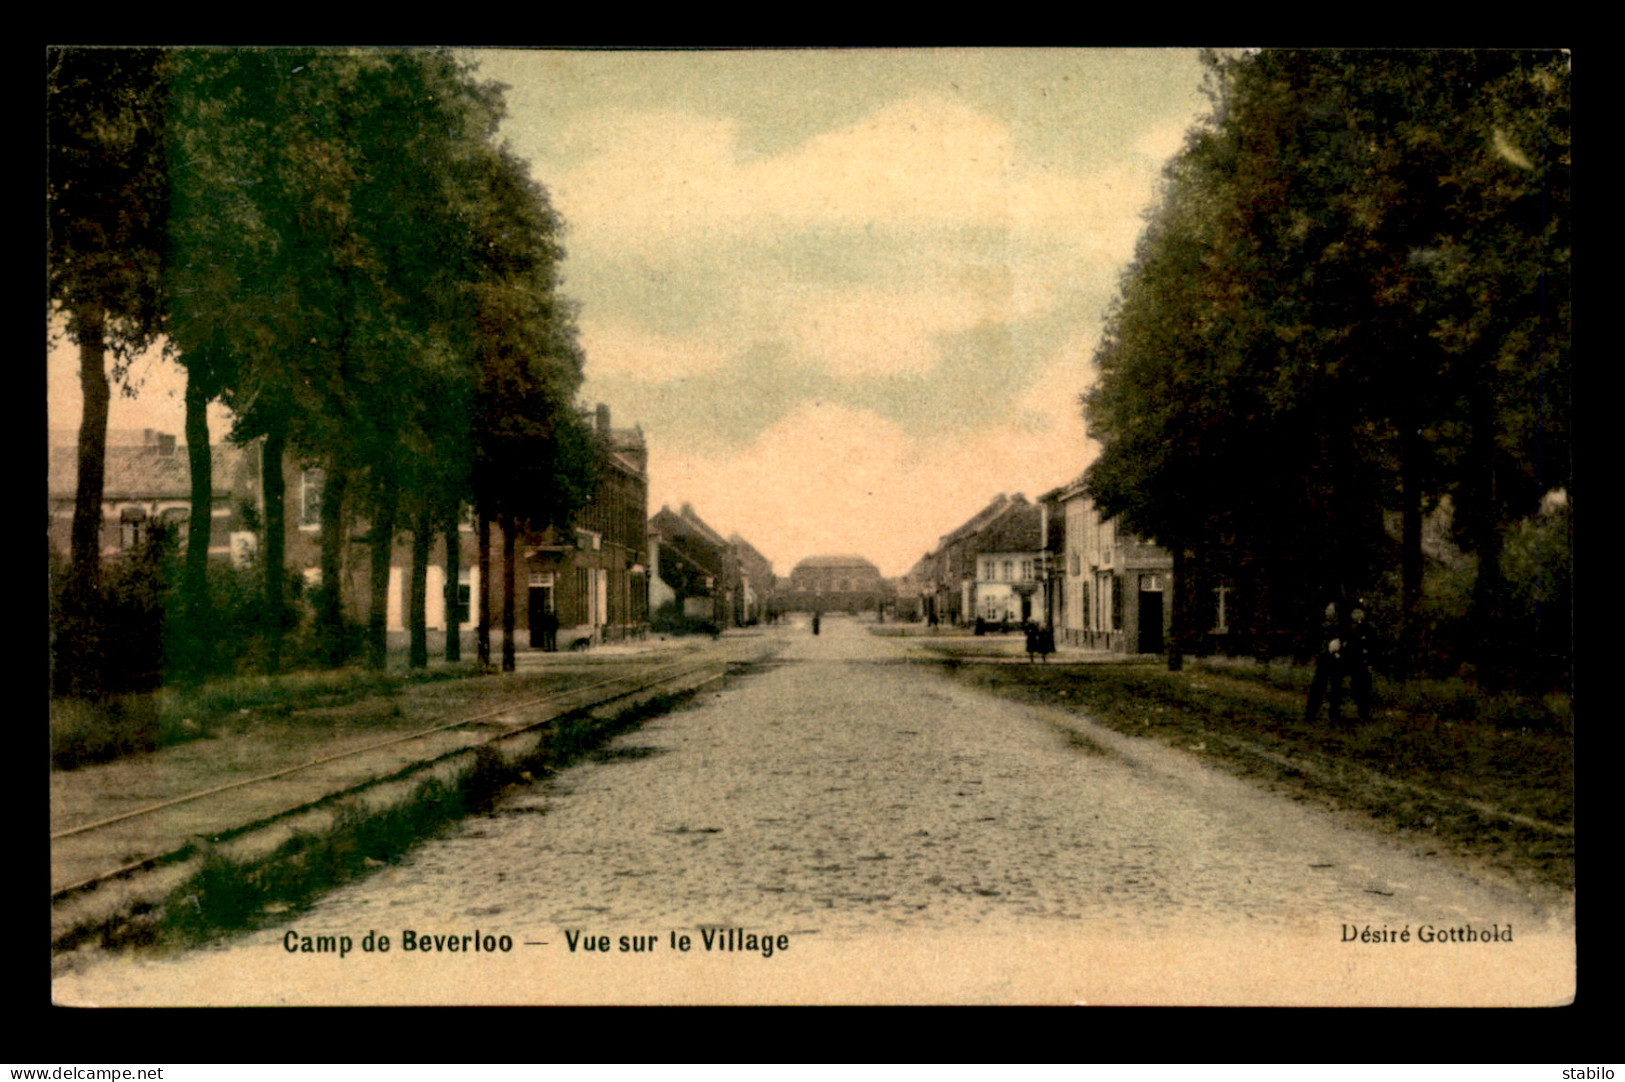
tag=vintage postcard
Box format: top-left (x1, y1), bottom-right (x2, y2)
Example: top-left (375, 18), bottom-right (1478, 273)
top-left (47, 46), bottom-right (1573, 1006)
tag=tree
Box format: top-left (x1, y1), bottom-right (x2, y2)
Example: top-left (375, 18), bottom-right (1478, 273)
top-left (1084, 49), bottom-right (1569, 680)
top-left (461, 147), bottom-right (597, 672)
top-left (47, 47), bottom-right (169, 613)
top-left (162, 48), bottom-right (513, 672)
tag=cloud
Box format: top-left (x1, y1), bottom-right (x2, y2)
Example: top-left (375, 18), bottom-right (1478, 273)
top-left (1135, 114), bottom-right (1197, 164)
top-left (577, 320), bottom-right (734, 381)
top-left (552, 92), bottom-right (1162, 263)
top-left (648, 365), bottom-right (1099, 578)
top-left (773, 273), bottom-right (1028, 382)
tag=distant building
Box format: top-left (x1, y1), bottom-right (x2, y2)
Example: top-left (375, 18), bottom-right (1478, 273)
top-left (782, 555), bottom-right (890, 614)
top-left (729, 533), bottom-right (776, 625)
top-left (52, 405), bottom-right (652, 651)
top-left (918, 494), bottom-right (1051, 627)
top-left (924, 493), bottom-right (1019, 625)
top-left (49, 428), bottom-right (263, 568)
top-left (649, 502), bottom-right (731, 626)
top-left (1043, 475), bottom-right (1173, 653)
top-left (966, 499), bottom-right (1047, 626)
top-left (500, 405), bottom-right (649, 647)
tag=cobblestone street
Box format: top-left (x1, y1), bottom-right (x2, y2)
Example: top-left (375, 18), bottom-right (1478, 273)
top-left (54, 617), bottom-right (1574, 1005)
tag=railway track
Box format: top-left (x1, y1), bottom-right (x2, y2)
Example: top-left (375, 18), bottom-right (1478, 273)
top-left (50, 648), bottom-right (757, 906)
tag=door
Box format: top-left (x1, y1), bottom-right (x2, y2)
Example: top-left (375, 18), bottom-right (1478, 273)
top-left (1137, 574), bottom-right (1164, 654)
top-left (528, 586), bottom-right (553, 648)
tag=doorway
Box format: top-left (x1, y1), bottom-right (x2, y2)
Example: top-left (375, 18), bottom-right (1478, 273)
top-left (528, 585), bottom-right (555, 650)
top-left (1137, 574), bottom-right (1164, 654)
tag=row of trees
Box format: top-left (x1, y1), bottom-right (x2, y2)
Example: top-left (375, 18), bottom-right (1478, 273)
top-left (48, 47), bottom-right (599, 690)
top-left (1083, 49), bottom-right (1570, 689)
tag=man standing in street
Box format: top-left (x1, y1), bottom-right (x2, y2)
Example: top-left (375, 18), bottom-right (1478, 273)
top-left (1342, 600), bottom-right (1374, 725)
top-left (1304, 600), bottom-right (1344, 725)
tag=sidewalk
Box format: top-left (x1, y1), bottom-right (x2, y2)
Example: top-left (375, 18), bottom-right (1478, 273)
top-left (50, 632), bottom-right (762, 951)
top-left (891, 631), bottom-right (1166, 665)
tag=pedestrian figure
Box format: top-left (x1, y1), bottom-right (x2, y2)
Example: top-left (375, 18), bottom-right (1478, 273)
top-left (812, 612), bottom-right (821, 636)
top-left (540, 609), bottom-right (560, 652)
top-left (1343, 600), bottom-right (1374, 725)
top-left (1304, 601), bottom-right (1345, 725)
top-left (1024, 620), bottom-right (1040, 662)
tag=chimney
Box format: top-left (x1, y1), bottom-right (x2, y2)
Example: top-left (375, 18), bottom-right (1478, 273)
top-left (596, 403), bottom-right (611, 437)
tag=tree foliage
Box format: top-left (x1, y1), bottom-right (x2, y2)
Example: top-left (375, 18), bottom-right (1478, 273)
top-left (47, 47), bottom-right (171, 605)
top-left (1084, 49), bottom-right (1570, 680)
top-left (52, 47), bottom-right (601, 685)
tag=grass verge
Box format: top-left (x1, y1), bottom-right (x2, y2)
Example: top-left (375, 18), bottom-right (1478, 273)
top-left (53, 686), bottom-right (700, 956)
top-left (923, 650), bottom-right (1574, 894)
top-left (50, 664), bottom-right (485, 771)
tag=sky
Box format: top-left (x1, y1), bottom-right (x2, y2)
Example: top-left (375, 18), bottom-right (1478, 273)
top-left (46, 47), bottom-right (1214, 578)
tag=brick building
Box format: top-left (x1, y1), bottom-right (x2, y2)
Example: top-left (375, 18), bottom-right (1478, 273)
top-left (48, 428), bottom-right (263, 568)
top-left (52, 403), bottom-right (651, 653)
top-left (782, 554), bottom-right (890, 614)
top-left (648, 503), bottom-right (732, 627)
top-left (1042, 474), bottom-right (1173, 653)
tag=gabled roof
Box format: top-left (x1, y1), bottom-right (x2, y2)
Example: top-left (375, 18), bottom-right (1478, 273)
top-left (1042, 470), bottom-right (1091, 504)
top-left (677, 503), bottom-right (728, 547)
top-left (939, 494), bottom-right (1005, 546)
top-left (974, 501), bottom-right (1043, 553)
top-left (605, 426), bottom-right (648, 479)
top-left (729, 533), bottom-right (775, 575)
top-left (792, 554), bottom-right (877, 570)
top-left (650, 503), bottom-right (729, 551)
top-left (48, 441), bottom-right (256, 502)
top-left (939, 493), bottom-right (1031, 549)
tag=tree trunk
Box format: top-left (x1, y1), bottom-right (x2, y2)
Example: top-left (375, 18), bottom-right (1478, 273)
top-left (477, 508), bottom-right (492, 667)
top-left (443, 509), bottom-right (461, 663)
top-left (317, 463), bottom-right (349, 666)
top-left (408, 505), bottom-right (431, 668)
top-left (1167, 543), bottom-right (1187, 672)
top-left (182, 375), bottom-right (214, 678)
top-left (261, 418), bottom-right (288, 674)
top-left (366, 483), bottom-right (399, 671)
top-left (501, 512), bottom-right (517, 673)
top-left (70, 303), bottom-right (109, 606)
top-left (1465, 378), bottom-right (1508, 688)
top-left (1399, 414), bottom-right (1424, 676)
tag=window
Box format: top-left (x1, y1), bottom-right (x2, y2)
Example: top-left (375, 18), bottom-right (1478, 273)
top-left (1002, 560), bottom-right (1013, 581)
top-left (1070, 551), bottom-right (1081, 576)
top-left (158, 507), bottom-right (189, 544)
top-left (119, 506), bottom-right (147, 550)
top-left (299, 468), bottom-right (324, 528)
top-left (1022, 559), bottom-right (1033, 581)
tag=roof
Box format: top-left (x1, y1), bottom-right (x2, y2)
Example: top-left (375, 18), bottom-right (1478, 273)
top-left (650, 503), bottom-right (729, 551)
top-left (939, 493), bottom-right (1029, 548)
top-left (48, 441), bottom-right (256, 502)
top-left (974, 502), bottom-right (1043, 553)
top-left (729, 534), bottom-right (775, 574)
top-left (1041, 471), bottom-right (1091, 504)
top-left (791, 554), bottom-right (880, 572)
top-left (676, 503), bottom-right (728, 547)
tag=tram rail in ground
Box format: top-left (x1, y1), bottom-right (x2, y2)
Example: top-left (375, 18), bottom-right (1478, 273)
top-left (50, 647), bottom-right (760, 906)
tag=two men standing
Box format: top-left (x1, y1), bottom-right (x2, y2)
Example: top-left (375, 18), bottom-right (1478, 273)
top-left (1304, 599), bottom-right (1373, 726)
